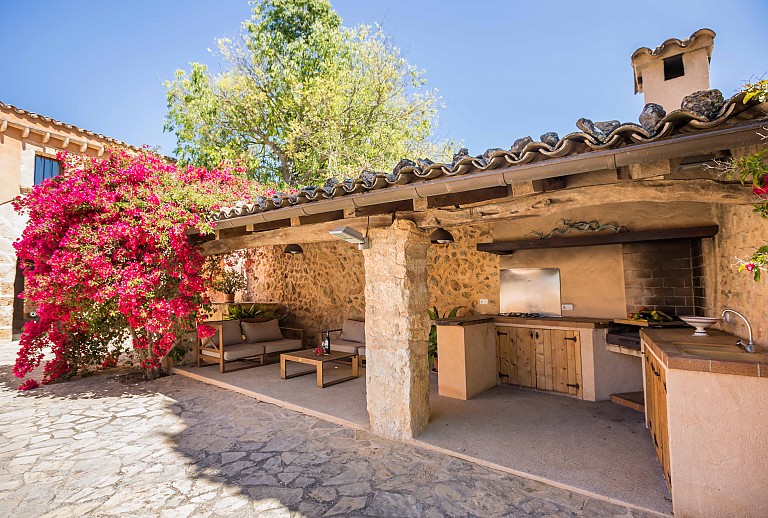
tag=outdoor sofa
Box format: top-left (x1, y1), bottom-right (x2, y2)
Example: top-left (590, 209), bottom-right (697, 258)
top-left (321, 319), bottom-right (366, 364)
top-left (197, 318), bottom-right (304, 373)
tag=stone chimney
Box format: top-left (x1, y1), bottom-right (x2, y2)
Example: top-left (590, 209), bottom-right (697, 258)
top-left (631, 28), bottom-right (715, 112)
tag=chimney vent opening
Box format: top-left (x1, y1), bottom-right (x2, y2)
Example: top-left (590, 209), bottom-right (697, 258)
top-left (663, 54), bottom-right (685, 81)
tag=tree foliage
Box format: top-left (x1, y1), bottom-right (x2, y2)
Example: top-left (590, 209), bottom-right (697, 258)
top-left (165, 0), bottom-right (453, 186)
top-left (727, 80), bottom-right (768, 280)
top-left (12, 150), bottom-right (251, 386)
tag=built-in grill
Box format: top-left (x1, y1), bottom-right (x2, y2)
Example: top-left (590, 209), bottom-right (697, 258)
top-left (606, 331), bottom-right (642, 351)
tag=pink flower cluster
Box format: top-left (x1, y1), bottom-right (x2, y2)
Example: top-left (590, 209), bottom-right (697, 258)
top-left (13, 149), bottom-right (254, 385)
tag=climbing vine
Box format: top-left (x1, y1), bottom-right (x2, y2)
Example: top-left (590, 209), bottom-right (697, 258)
top-left (727, 80), bottom-right (768, 281)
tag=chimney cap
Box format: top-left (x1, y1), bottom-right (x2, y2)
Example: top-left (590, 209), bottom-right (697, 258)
top-left (631, 28), bottom-right (716, 94)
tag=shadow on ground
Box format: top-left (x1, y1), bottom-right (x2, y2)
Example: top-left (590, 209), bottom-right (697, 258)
top-left (0, 348), bottom-right (662, 517)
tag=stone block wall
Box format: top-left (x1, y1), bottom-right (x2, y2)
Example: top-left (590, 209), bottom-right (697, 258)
top-left (243, 224), bottom-right (498, 339)
top-left (246, 240), bottom-right (365, 343)
top-left (622, 239), bottom-right (705, 317)
top-left (711, 203), bottom-right (768, 348)
top-left (426, 224), bottom-right (499, 315)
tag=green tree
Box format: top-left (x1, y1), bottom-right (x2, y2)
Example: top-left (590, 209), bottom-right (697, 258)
top-left (165, 0), bottom-right (453, 186)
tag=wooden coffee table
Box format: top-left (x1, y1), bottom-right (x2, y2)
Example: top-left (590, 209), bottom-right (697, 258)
top-left (280, 349), bottom-right (360, 388)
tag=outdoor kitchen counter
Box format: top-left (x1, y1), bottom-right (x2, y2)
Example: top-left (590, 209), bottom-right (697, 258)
top-left (641, 328), bottom-right (768, 378)
top-left (639, 328), bottom-right (768, 518)
top-left (434, 315), bottom-right (614, 329)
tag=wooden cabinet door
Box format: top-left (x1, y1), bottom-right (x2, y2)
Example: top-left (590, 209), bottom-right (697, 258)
top-left (542, 330), bottom-right (582, 398)
top-left (496, 327), bottom-right (535, 388)
top-left (496, 328), bottom-right (515, 385)
top-left (513, 328), bottom-right (536, 388)
top-left (497, 327), bottom-right (581, 397)
top-left (644, 349), bottom-right (671, 490)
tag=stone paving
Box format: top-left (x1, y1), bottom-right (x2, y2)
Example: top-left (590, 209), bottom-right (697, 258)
top-left (0, 349), bottom-right (659, 517)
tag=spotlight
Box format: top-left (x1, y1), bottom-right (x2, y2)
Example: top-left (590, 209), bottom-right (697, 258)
top-left (430, 228), bottom-right (455, 244)
top-left (329, 225), bottom-right (370, 250)
top-left (283, 244), bottom-right (303, 255)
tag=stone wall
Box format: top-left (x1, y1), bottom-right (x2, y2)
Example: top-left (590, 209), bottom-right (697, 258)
top-left (246, 240), bottom-right (365, 343)
top-left (711, 203), bottom-right (768, 348)
top-left (244, 224), bottom-right (498, 337)
top-left (426, 224), bottom-right (498, 315)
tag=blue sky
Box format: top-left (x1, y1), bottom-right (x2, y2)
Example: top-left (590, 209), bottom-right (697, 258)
top-left (1, 1), bottom-right (766, 159)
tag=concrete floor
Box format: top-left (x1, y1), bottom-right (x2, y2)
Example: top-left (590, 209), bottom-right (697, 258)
top-left (175, 359), bottom-right (369, 427)
top-left (175, 362), bottom-right (672, 515)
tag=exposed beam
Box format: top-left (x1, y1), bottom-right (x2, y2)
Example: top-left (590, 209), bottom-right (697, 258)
top-left (202, 214), bottom-right (394, 255)
top-left (428, 185), bottom-right (510, 208)
top-left (355, 199), bottom-right (414, 217)
top-left (477, 225), bottom-right (719, 254)
top-left (405, 179), bottom-right (755, 229)
top-left (299, 210), bottom-right (344, 226)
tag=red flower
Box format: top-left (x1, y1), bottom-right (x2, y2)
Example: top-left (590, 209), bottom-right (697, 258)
top-left (753, 177), bottom-right (768, 199)
top-left (745, 263), bottom-right (756, 272)
top-left (197, 324), bottom-right (216, 339)
top-left (18, 379), bottom-right (39, 391)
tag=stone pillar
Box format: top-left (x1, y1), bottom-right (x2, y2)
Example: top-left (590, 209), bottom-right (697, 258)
top-left (363, 219), bottom-right (430, 440)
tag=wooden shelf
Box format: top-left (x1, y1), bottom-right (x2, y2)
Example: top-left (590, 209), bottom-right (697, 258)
top-left (477, 225), bottom-right (718, 255)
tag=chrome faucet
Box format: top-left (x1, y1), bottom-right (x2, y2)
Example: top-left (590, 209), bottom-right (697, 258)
top-left (721, 309), bottom-right (755, 353)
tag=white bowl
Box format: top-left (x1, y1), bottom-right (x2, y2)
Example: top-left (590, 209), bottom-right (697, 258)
top-left (679, 316), bottom-right (720, 337)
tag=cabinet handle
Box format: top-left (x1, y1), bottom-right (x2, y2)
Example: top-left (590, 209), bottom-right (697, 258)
top-left (564, 337), bottom-right (577, 342)
top-left (535, 331), bottom-right (539, 340)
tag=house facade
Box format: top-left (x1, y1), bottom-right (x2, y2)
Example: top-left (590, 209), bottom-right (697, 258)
top-left (0, 103), bottom-right (140, 341)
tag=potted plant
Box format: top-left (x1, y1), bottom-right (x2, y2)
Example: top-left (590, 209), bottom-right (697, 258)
top-left (212, 270), bottom-right (247, 302)
top-left (428, 306), bottom-right (464, 373)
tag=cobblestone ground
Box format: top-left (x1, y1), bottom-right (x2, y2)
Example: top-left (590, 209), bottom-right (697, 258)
top-left (0, 352), bottom-right (656, 517)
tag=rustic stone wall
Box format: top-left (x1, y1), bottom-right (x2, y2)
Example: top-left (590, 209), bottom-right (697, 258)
top-left (427, 224), bottom-right (498, 315)
top-left (246, 240), bottom-right (365, 343)
top-left (363, 219), bottom-right (430, 440)
top-left (711, 203), bottom-right (768, 348)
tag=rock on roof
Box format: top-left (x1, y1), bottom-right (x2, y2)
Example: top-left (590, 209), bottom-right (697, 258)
top-left (210, 90), bottom-right (764, 222)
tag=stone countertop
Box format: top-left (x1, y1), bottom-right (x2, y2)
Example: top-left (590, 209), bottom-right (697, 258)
top-left (434, 315), bottom-right (614, 329)
top-left (641, 328), bottom-right (768, 378)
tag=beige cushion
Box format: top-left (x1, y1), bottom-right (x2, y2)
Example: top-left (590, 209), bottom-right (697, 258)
top-left (330, 339), bottom-right (364, 355)
top-left (242, 319), bottom-right (283, 343)
top-left (263, 339), bottom-right (303, 355)
top-left (339, 319), bottom-right (365, 343)
top-left (209, 320), bottom-right (244, 347)
top-left (201, 342), bottom-right (265, 361)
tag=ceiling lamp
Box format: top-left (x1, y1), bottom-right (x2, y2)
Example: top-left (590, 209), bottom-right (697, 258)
top-left (283, 244), bottom-right (303, 255)
top-left (430, 228), bottom-right (455, 244)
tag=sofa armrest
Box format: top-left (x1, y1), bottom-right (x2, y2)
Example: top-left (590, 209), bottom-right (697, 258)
top-left (280, 326), bottom-right (305, 344)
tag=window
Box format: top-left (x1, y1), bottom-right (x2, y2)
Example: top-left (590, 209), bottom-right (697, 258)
top-left (34, 155), bottom-right (60, 185)
top-left (663, 54), bottom-right (685, 81)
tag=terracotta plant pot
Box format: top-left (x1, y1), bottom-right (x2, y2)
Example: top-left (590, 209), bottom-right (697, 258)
top-left (432, 357), bottom-right (438, 374)
top-left (222, 293), bottom-right (235, 303)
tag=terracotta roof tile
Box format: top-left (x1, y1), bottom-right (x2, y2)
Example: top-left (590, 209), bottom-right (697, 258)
top-left (213, 91), bottom-right (766, 221)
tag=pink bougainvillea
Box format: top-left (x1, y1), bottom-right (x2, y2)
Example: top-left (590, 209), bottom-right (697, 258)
top-left (13, 149), bottom-right (253, 384)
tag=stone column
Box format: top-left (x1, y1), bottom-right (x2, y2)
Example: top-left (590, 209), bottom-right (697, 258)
top-left (363, 219), bottom-right (430, 440)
